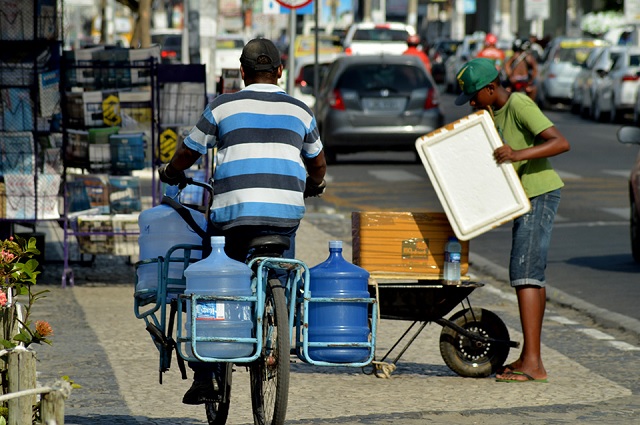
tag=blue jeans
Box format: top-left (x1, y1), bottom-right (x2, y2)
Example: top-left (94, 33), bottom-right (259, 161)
top-left (509, 189), bottom-right (561, 288)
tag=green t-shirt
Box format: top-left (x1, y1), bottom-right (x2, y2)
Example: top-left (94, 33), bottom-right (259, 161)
top-left (492, 93), bottom-right (564, 198)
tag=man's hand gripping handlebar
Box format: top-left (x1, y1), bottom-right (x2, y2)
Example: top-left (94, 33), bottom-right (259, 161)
top-left (304, 177), bottom-right (326, 198)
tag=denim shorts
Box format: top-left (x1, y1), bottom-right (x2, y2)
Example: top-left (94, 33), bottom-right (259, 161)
top-left (509, 189), bottom-right (561, 288)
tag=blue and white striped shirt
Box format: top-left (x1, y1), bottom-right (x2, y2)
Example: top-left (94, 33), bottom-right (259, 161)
top-left (183, 84), bottom-right (323, 230)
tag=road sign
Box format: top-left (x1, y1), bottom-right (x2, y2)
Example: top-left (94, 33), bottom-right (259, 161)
top-left (275, 0), bottom-right (313, 9)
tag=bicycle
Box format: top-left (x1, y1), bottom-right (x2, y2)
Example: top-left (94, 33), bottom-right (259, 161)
top-left (134, 179), bottom-right (377, 425)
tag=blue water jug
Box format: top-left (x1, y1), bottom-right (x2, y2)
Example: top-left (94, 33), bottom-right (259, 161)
top-left (183, 236), bottom-right (254, 359)
top-left (308, 240), bottom-right (371, 363)
top-left (137, 201), bottom-right (207, 301)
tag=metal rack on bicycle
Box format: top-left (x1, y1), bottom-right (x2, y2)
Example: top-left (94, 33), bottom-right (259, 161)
top-left (132, 180), bottom-right (379, 425)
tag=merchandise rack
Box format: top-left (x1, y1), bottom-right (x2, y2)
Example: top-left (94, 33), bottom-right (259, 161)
top-left (59, 58), bottom-right (207, 287)
top-left (0, 0), bottom-right (64, 243)
top-left (60, 53), bottom-right (158, 287)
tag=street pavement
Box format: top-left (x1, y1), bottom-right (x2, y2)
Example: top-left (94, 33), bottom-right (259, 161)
top-left (27, 215), bottom-right (640, 424)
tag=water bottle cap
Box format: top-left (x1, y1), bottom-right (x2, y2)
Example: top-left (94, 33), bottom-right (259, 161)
top-left (329, 240), bottom-right (343, 249)
top-left (210, 236), bottom-right (225, 245)
top-left (448, 236), bottom-right (458, 242)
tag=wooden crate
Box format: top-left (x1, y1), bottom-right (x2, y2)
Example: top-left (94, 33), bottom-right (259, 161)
top-left (352, 212), bottom-right (469, 277)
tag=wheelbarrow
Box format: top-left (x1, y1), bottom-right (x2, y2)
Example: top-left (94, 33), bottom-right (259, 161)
top-left (366, 275), bottom-right (519, 378)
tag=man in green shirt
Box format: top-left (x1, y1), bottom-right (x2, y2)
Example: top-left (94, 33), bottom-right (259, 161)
top-left (455, 58), bottom-right (570, 383)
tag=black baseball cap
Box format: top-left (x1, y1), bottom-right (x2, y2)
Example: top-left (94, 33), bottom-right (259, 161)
top-left (240, 38), bottom-right (282, 71)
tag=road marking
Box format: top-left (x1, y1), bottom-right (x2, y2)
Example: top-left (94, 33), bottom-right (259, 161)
top-left (603, 169), bottom-right (630, 178)
top-left (368, 169), bottom-right (424, 182)
top-left (577, 328), bottom-right (616, 340)
top-left (548, 315), bottom-right (579, 325)
top-left (607, 340), bottom-right (640, 351)
top-left (484, 286), bottom-right (640, 351)
top-left (556, 169), bottom-right (581, 179)
top-left (601, 207), bottom-right (628, 219)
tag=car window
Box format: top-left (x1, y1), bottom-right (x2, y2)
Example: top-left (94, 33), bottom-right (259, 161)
top-left (555, 47), bottom-right (593, 64)
top-left (163, 35), bottom-right (181, 49)
top-left (352, 29), bottom-right (409, 42)
top-left (337, 64), bottom-right (429, 92)
top-left (630, 54), bottom-right (640, 66)
top-left (301, 63), bottom-right (331, 86)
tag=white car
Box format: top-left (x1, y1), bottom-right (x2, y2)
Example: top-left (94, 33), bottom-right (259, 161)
top-left (444, 34), bottom-right (482, 93)
top-left (213, 34), bottom-right (247, 91)
top-left (537, 37), bottom-right (608, 109)
top-left (578, 45), bottom-right (625, 119)
top-left (342, 22), bottom-right (415, 56)
top-left (570, 45), bottom-right (607, 114)
top-left (591, 46), bottom-right (640, 123)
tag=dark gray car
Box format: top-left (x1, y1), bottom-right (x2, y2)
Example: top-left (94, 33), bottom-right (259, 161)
top-left (315, 55), bottom-right (444, 163)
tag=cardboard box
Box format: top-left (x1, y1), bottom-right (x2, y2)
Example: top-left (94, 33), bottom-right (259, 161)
top-left (352, 211), bottom-right (469, 277)
top-left (76, 214), bottom-right (114, 254)
top-left (112, 213), bottom-right (140, 257)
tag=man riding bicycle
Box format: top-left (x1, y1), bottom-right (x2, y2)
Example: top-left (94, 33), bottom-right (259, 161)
top-left (158, 37), bottom-right (327, 405)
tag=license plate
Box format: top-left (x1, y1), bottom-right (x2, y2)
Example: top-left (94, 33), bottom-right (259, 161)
top-left (362, 97), bottom-right (406, 111)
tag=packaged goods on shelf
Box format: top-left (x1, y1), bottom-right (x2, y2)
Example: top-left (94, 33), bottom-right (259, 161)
top-left (76, 214), bottom-right (114, 254)
top-left (108, 175), bottom-right (141, 213)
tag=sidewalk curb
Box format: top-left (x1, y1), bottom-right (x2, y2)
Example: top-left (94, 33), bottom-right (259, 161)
top-left (470, 252), bottom-right (640, 338)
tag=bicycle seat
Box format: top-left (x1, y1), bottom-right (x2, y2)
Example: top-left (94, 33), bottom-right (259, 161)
top-left (247, 234), bottom-right (291, 251)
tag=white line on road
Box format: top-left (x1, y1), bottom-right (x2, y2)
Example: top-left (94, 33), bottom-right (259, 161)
top-left (603, 169), bottom-right (631, 178)
top-left (368, 169), bottom-right (424, 182)
top-left (607, 340), bottom-right (640, 351)
top-left (601, 207), bottom-right (628, 220)
top-left (548, 316), bottom-right (579, 325)
top-left (556, 169), bottom-right (581, 179)
top-left (576, 328), bottom-right (616, 340)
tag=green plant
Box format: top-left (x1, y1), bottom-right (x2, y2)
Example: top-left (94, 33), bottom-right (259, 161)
top-left (1, 235), bottom-right (56, 423)
top-left (0, 235), bottom-right (52, 350)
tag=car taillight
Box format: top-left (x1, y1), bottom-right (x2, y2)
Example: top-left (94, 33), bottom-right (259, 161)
top-left (295, 70), bottom-right (306, 87)
top-left (344, 46), bottom-right (352, 55)
top-left (161, 50), bottom-right (177, 59)
top-left (329, 88), bottom-right (345, 110)
top-left (622, 74), bottom-right (639, 81)
top-left (424, 87), bottom-right (438, 110)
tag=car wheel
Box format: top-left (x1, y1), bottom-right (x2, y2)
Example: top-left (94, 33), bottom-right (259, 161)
top-left (634, 106), bottom-right (640, 126)
top-left (631, 195), bottom-right (640, 263)
top-left (610, 99), bottom-right (622, 123)
top-left (593, 99), bottom-right (608, 122)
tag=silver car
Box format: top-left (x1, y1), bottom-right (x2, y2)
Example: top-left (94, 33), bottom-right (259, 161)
top-left (537, 37), bottom-right (608, 109)
top-left (315, 55), bottom-right (444, 163)
top-left (591, 46), bottom-right (640, 123)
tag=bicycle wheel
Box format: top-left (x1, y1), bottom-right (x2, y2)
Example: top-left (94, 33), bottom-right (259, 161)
top-left (250, 278), bottom-right (290, 425)
top-left (205, 363), bottom-right (232, 425)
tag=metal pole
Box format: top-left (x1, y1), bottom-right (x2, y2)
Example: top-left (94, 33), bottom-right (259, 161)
top-left (287, 10), bottom-right (296, 93)
top-left (313, 0), bottom-right (319, 115)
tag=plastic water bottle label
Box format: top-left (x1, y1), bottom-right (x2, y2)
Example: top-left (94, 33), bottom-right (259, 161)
top-left (196, 302), bottom-right (226, 320)
top-left (445, 252), bottom-right (461, 263)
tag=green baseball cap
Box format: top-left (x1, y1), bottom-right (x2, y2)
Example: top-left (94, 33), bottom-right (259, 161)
top-left (454, 58), bottom-right (499, 105)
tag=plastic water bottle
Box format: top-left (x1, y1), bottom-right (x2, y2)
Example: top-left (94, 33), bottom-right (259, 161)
top-left (183, 236), bottom-right (254, 359)
top-left (137, 201), bottom-right (207, 301)
top-left (443, 236), bottom-right (462, 285)
top-left (308, 240), bottom-right (371, 363)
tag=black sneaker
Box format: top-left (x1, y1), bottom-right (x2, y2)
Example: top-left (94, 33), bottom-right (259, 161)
top-left (182, 380), bottom-right (217, 405)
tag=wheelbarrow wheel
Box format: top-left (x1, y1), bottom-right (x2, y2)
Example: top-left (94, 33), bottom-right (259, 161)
top-left (439, 308), bottom-right (510, 378)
